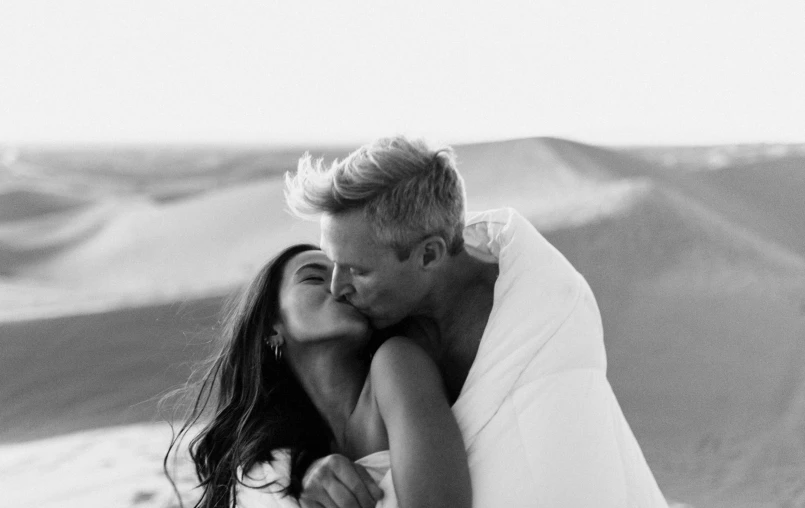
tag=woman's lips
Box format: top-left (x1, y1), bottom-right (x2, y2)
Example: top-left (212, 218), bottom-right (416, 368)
top-left (336, 299), bottom-right (364, 313)
top-left (346, 303), bottom-right (370, 316)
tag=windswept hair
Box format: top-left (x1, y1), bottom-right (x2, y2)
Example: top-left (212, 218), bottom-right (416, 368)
top-left (285, 136), bottom-right (467, 260)
top-left (164, 244), bottom-right (331, 508)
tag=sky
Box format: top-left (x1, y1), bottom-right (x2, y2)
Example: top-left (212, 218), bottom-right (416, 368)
top-left (1, 0), bottom-right (804, 147)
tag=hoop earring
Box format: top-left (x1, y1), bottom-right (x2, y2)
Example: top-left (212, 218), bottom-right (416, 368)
top-left (271, 342), bottom-right (282, 362)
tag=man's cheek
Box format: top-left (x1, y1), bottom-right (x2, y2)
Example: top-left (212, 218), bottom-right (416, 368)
top-left (355, 279), bottom-right (374, 296)
top-left (359, 286), bottom-right (376, 302)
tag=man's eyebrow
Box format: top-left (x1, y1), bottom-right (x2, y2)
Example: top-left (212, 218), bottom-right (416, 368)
top-left (294, 262), bottom-right (329, 275)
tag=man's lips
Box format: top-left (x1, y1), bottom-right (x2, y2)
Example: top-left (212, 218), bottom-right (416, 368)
top-left (336, 298), bottom-right (366, 314)
top-left (346, 302), bottom-right (370, 316)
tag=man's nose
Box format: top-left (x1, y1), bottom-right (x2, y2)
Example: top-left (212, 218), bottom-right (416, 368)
top-left (330, 265), bottom-right (354, 299)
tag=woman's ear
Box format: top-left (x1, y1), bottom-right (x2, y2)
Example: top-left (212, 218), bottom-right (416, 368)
top-left (265, 326), bottom-right (286, 361)
top-left (417, 236), bottom-right (448, 270)
top-left (266, 325), bottom-right (286, 348)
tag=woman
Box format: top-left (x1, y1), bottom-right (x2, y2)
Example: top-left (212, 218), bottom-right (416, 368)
top-left (166, 244), bottom-right (471, 508)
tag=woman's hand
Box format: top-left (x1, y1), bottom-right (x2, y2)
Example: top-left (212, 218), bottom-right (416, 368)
top-left (300, 454), bottom-right (384, 508)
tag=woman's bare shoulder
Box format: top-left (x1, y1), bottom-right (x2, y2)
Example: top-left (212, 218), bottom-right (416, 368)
top-left (371, 336), bottom-right (430, 369)
top-left (369, 336), bottom-right (445, 399)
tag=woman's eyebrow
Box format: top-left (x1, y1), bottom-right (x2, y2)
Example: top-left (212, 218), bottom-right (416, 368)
top-left (293, 262), bottom-right (329, 276)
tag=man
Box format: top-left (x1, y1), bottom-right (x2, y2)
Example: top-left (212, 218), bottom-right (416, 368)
top-left (284, 136), bottom-right (667, 507)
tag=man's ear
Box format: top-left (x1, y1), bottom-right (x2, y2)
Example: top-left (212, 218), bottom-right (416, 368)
top-left (416, 235), bottom-right (448, 270)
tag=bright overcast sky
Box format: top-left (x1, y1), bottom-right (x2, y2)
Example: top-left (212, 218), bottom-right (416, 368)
top-left (1, 0), bottom-right (804, 146)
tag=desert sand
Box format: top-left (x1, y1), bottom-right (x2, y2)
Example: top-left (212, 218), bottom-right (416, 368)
top-left (1, 138), bottom-right (804, 507)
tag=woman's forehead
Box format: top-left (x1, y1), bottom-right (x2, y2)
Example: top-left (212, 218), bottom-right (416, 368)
top-left (284, 249), bottom-right (332, 274)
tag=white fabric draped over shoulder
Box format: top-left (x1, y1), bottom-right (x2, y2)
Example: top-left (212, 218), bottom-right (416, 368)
top-left (235, 207), bottom-right (668, 508)
top-left (458, 207), bottom-right (667, 507)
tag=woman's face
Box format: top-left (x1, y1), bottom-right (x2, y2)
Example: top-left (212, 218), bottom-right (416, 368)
top-left (275, 250), bottom-right (370, 345)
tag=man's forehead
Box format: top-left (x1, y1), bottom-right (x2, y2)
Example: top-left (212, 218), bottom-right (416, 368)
top-left (321, 211), bottom-right (372, 235)
top-left (321, 213), bottom-right (375, 244)
top-left (320, 212), bottom-right (387, 262)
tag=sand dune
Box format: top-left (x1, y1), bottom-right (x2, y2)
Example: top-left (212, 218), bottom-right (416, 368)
top-left (2, 138), bottom-right (804, 507)
top-left (22, 178), bottom-right (318, 288)
top-left (0, 184), bottom-right (109, 268)
top-left (1, 177), bottom-right (320, 320)
top-left (543, 182), bottom-right (805, 506)
top-left (696, 155), bottom-right (805, 257)
top-left (562, 141), bottom-right (805, 259)
top-left (0, 186), bottom-right (95, 222)
top-left (0, 197), bottom-right (125, 270)
top-left (2, 145), bottom-right (352, 202)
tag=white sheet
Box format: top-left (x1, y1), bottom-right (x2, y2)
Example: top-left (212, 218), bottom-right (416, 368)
top-left (236, 451), bottom-right (394, 508)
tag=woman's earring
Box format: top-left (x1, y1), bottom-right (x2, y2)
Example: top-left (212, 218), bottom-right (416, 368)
top-left (271, 342), bottom-right (282, 361)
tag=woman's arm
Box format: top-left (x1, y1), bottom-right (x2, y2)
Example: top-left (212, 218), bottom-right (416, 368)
top-left (370, 337), bottom-right (471, 508)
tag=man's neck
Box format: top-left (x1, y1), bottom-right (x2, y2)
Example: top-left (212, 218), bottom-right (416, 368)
top-left (414, 251), bottom-right (499, 400)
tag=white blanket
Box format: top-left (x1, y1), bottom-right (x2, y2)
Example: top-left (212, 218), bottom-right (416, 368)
top-left (456, 207), bottom-right (667, 507)
top-left (237, 207), bottom-right (668, 507)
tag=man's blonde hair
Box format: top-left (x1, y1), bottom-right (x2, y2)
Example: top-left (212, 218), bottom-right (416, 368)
top-left (285, 136), bottom-right (466, 260)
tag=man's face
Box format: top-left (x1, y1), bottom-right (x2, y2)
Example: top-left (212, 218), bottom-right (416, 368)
top-left (320, 211), bottom-right (425, 329)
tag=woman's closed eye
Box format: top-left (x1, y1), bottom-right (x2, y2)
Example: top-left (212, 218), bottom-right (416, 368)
top-left (294, 262), bottom-right (333, 284)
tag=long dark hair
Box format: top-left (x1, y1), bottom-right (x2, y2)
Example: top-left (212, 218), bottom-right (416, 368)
top-left (164, 243), bottom-right (332, 507)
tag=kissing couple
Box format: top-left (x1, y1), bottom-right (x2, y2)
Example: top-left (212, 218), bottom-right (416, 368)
top-left (168, 136), bottom-right (668, 508)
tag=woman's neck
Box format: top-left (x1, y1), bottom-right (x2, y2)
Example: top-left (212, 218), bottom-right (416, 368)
top-left (285, 340), bottom-right (370, 448)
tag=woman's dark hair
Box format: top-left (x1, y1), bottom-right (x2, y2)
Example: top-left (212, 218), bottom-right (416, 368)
top-left (164, 243), bottom-right (331, 507)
